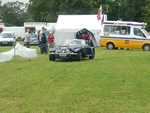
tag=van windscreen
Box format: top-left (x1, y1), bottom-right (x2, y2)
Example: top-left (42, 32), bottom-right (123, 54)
top-left (142, 29), bottom-right (150, 37)
top-left (1, 33), bottom-right (13, 38)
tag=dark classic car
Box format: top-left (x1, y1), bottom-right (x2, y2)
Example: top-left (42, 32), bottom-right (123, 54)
top-left (49, 39), bottom-right (95, 61)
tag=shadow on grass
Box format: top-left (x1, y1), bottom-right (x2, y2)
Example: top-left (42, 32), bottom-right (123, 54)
top-left (52, 58), bottom-right (93, 63)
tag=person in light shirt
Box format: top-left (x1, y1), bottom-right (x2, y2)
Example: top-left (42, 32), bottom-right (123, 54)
top-left (25, 29), bottom-right (31, 48)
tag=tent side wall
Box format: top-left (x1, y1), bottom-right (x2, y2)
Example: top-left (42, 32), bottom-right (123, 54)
top-left (54, 15), bottom-right (107, 46)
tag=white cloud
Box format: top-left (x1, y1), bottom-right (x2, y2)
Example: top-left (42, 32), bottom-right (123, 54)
top-left (1, 0), bottom-right (29, 5)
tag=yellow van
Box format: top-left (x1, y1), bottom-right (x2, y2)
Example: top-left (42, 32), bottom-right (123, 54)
top-left (100, 21), bottom-right (150, 51)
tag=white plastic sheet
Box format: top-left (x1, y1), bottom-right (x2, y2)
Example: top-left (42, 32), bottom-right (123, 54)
top-left (0, 43), bottom-right (37, 62)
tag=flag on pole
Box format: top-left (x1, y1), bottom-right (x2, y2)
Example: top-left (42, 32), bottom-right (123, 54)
top-left (97, 5), bottom-right (102, 21)
top-left (101, 13), bottom-right (104, 24)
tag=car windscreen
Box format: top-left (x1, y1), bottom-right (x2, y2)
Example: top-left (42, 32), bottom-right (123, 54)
top-left (30, 33), bottom-right (37, 38)
top-left (64, 39), bottom-right (82, 45)
top-left (1, 33), bottom-right (13, 38)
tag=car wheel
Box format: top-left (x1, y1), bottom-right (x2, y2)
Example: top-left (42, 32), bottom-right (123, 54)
top-left (89, 50), bottom-right (95, 59)
top-left (49, 54), bottom-right (56, 61)
top-left (106, 42), bottom-right (115, 50)
top-left (76, 51), bottom-right (82, 61)
top-left (143, 44), bottom-right (150, 51)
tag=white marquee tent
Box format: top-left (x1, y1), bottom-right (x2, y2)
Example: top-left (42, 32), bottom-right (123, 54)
top-left (54, 15), bottom-right (107, 46)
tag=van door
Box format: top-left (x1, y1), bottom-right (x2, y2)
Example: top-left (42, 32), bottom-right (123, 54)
top-left (131, 28), bottom-right (146, 49)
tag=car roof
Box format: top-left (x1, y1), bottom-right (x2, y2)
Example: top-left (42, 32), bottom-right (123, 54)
top-left (1, 31), bottom-right (14, 34)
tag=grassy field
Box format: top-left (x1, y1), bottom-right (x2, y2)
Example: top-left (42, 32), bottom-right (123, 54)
top-left (0, 43), bottom-right (150, 113)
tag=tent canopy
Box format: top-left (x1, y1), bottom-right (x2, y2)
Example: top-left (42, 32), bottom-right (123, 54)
top-left (56, 15), bottom-right (102, 31)
top-left (54, 15), bottom-right (107, 46)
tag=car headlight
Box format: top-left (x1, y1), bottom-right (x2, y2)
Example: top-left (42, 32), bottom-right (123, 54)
top-left (58, 48), bottom-right (62, 53)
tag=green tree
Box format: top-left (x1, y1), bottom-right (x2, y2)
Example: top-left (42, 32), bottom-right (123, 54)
top-left (118, 0), bottom-right (147, 22)
top-left (1, 1), bottom-right (28, 26)
top-left (27, 0), bottom-right (148, 25)
top-left (28, 0), bottom-right (95, 22)
top-left (143, 0), bottom-right (150, 30)
top-left (0, 0), bottom-right (2, 22)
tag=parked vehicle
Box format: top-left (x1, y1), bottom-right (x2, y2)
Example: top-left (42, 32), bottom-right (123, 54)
top-left (0, 31), bottom-right (16, 46)
top-left (24, 32), bottom-right (39, 46)
top-left (100, 21), bottom-right (150, 51)
top-left (4, 27), bottom-right (24, 41)
top-left (49, 39), bottom-right (95, 61)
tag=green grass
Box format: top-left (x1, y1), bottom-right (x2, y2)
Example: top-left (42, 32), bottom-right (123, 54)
top-left (0, 43), bottom-right (150, 113)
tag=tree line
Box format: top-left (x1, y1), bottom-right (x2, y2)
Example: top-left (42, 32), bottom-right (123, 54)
top-left (0, 0), bottom-right (150, 30)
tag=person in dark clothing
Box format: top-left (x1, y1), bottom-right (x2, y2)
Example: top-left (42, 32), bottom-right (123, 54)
top-left (37, 30), bottom-right (41, 41)
top-left (39, 28), bottom-right (48, 54)
top-left (86, 32), bottom-right (90, 40)
top-left (76, 32), bottom-right (81, 39)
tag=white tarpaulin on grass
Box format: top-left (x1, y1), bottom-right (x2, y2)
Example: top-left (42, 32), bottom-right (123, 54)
top-left (0, 43), bottom-right (37, 62)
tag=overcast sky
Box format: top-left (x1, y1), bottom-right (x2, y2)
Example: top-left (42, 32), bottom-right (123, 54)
top-left (1, 0), bottom-right (29, 4)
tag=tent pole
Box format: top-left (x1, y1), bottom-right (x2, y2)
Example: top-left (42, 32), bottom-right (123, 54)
top-left (14, 41), bottom-right (18, 61)
top-left (14, 42), bottom-right (16, 61)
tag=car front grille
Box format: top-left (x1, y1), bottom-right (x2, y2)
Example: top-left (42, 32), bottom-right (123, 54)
top-left (57, 47), bottom-right (70, 54)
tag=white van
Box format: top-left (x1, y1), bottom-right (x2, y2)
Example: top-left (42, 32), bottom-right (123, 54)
top-left (0, 31), bottom-right (16, 46)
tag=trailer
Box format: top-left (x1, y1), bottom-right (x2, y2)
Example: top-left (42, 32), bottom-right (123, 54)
top-left (4, 27), bottom-right (24, 41)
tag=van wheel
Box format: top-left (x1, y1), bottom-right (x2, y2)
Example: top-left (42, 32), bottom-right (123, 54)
top-left (143, 44), bottom-right (150, 51)
top-left (106, 42), bottom-right (115, 50)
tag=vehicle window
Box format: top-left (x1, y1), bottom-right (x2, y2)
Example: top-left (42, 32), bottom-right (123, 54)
top-left (142, 29), bottom-right (150, 37)
top-left (104, 25), bottom-right (130, 36)
top-left (1, 33), bottom-right (13, 38)
top-left (74, 40), bottom-right (82, 45)
top-left (31, 33), bottom-right (37, 38)
top-left (134, 28), bottom-right (146, 38)
top-left (64, 39), bottom-right (83, 45)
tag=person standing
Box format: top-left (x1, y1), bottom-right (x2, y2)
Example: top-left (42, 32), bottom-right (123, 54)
top-left (81, 32), bottom-right (86, 40)
top-left (39, 28), bottom-right (48, 54)
top-left (87, 32), bottom-right (90, 40)
top-left (45, 28), bottom-right (48, 41)
top-left (38, 27), bottom-right (45, 43)
top-left (25, 29), bottom-right (31, 48)
top-left (48, 31), bottom-right (55, 48)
